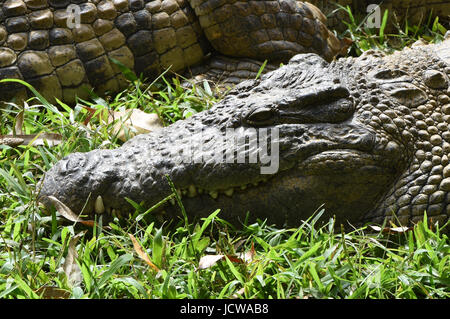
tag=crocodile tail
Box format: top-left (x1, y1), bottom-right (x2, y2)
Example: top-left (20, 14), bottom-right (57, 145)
top-left (188, 0), bottom-right (349, 63)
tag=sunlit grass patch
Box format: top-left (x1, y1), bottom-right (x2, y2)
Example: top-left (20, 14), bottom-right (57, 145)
top-left (335, 4), bottom-right (448, 56)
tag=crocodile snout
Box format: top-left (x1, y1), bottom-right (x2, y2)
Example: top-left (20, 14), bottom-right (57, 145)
top-left (38, 149), bottom-right (121, 215)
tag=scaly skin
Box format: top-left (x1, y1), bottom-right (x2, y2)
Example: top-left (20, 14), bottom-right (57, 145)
top-left (0, 0), bottom-right (346, 104)
top-left (39, 39), bottom-right (450, 227)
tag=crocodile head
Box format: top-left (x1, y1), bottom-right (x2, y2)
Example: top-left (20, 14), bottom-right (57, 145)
top-left (39, 40), bottom-right (450, 227)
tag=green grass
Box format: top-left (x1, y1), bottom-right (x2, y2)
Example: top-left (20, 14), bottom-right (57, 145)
top-left (0, 12), bottom-right (449, 298)
top-left (335, 4), bottom-right (448, 56)
top-left (0, 196), bottom-right (449, 299)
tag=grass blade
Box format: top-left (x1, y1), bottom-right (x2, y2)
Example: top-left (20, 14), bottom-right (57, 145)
top-left (98, 254), bottom-right (133, 287)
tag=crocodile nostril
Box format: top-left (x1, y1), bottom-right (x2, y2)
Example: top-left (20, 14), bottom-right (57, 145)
top-left (59, 153), bottom-right (87, 175)
top-left (327, 86), bottom-right (350, 101)
top-left (359, 131), bottom-right (377, 152)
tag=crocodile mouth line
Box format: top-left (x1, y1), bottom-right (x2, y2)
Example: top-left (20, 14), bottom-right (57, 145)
top-left (79, 147), bottom-right (384, 220)
top-left (303, 149), bottom-right (380, 164)
top-left (88, 174), bottom-right (278, 219)
top-left (299, 149), bottom-right (389, 172)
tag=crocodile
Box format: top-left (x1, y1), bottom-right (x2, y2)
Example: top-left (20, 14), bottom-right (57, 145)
top-left (38, 38), bottom-right (450, 228)
top-left (0, 0), bottom-right (349, 105)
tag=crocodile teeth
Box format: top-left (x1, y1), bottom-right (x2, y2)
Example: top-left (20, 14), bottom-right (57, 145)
top-left (209, 190), bottom-right (218, 199)
top-left (224, 188), bottom-right (234, 197)
top-left (94, 196), bottom-right (105, 214)
top-left (188, 185), bottom-right (197, 198)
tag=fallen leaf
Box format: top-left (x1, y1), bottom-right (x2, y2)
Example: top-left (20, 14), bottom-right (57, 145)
top-left (107, 109), bottom-right (163, 142)
top-left (369, 226), bottom-right (382, 232)
top-left (0, 132), bottom-right (62, 147)
top-left (14, 110), bottom-right (24, 135)
top-left (35, 286), bottom-right (71, 299)
top-left (63, 231), bottom-right (86, 288)
top-left (198, 243), bottom-right (256, 270)
top-left (231, 287), bottom-right (246, 299)
top-left (369, 225), bottom-right (413, 234)
top-left (239, 242), bottom-right (255, 263)
top-left (82, 106), bottom-right (163, 141)
top-left (46, 196), bottom-right (96, 227)
top-left (128, 233), bottom-right (160, 272)
top-left (82, 106), bottom-right (97, 126)
top-left (225, 255), bottom-right (244, 264)
top-left (198, 254), bottom-right (225, 270)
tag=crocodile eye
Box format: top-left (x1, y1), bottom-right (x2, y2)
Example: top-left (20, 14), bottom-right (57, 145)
top-left (244, 107), bottom-right (277, 126)
top-left (371, 69), bottom-right (411, 82)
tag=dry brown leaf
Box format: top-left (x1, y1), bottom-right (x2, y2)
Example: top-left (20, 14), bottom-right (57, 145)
top-left (369, 225), bottom-right (413, 234)
top-left (369, 226), bottom-right (383, 232)
top-left (198, 243), bottom-right (256, 270)
top-left (231, 287), bottom-right (246, 299)
top-left (198, 254), bottom-right (225, 270)
top-left (82, 106), bottom-right (96, 126)
top-left (35, 286), bottom-right (71, 299)
top-left (226, 255), bottom-right (245, 264)
top-left (15, 110), bottom-right (24, 135)
top-left (107, 109), bottom-right (163, 142)
top-left (0, 133), bottom-right (62, 147)
top-left (63, 231), bottom-right (86, 287)
top-left (129, 233), bottom-right (160, 272)
top-left (239, 242), bottom-right (255, 263)
top-left (197, 255), bottom-right (246, 270)
top-left (82, 107), bottom-right (163, 141)
top-left (46, 196), bottom-right (96, 227)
